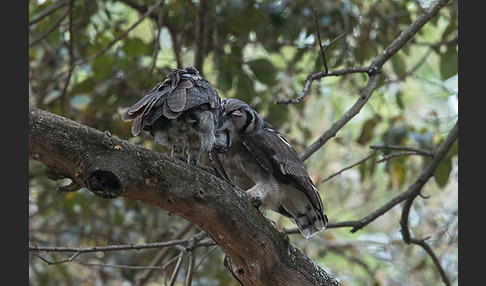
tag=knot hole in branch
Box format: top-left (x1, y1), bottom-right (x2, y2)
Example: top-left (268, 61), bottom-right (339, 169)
top-left (86, 170), bottom-right (123, 198)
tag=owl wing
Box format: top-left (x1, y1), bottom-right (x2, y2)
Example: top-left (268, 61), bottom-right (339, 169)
top-left (122, 67), bottom-right (220, 134)
top-left (182, 77), bottom-right (221, 111)
top-left (209, 151), bottom-right (231, 182)
top-left (240, 123), bottom-right (324, 213)
top-left (121, 82), bottom-right (172, 135)
top-left (166, 69), bottom-right (221, 114)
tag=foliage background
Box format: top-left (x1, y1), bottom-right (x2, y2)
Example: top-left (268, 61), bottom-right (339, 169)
top-left (29, 0), bottom-right (458, 285)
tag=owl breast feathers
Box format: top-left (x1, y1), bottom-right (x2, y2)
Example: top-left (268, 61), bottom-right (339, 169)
top-left (210, 98), bottom-right (328, 238)
top-left (122, 67), bottom-right (221, 165)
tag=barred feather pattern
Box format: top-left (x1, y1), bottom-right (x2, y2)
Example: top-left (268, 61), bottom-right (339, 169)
top-left (122, 67), bottom-right (221, 165)
top-left (210, 98), bottom-right (328, 238)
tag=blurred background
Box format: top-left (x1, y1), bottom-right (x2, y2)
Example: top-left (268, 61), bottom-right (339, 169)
top-left (29, 0), bottom-right (458, 285)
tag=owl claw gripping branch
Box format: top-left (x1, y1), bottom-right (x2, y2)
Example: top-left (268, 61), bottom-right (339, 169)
top-left (122, 67), bottom-right (221, 166)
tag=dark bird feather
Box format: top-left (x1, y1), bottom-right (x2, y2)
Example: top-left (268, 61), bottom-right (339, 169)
top-left (122, 67), bottom-right (221, 165)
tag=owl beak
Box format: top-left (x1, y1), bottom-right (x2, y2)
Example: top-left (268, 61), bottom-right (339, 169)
top-left (213, 141), bottom-right (229, 153)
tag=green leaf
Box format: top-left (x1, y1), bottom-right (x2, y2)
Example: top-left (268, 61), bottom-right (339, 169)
top-left (389, 158), bottom-right (406, 188)
top-left (121, 38), bottom-right (150, 56)
top-left (440, 46), bottom-right (458, 81)
top-left (391, 54), bottom-right (407, 77)
top-left (214, 54), bottom-right (234, 91)
top-left (434, 159), bottom-right (452, 188)
top-left (395, 91), bottom-right (405, 110)
top-left (247, 59), bottom-right (278, 86)
top-left (434, 139), bottom-right (458, 188)
top-left (357, 114), bottom-right (381, 145)
top-left (92, 54), bottom-right (114, 79)
top-left (217, 72), bottom-right (233, 92)
top-left (236, 71), bottom-right (256, 102)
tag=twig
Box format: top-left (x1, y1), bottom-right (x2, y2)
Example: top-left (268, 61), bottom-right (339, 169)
top-left (145, 0), bottom-right (165, 89)
top-left (58, 0), bottom-right (75, 116)
top-left (370, 145), bottom-right (434, 163)
top-left (160, 254), bottom-right (185, 271)
top-left (409, 237), bottom-right (451, 286)
top-left (185, 249), bottom-right (196, 286)
top-left (194, 245), bottom-right (220, 271)
top-left (313, 8), bottom-right (328, 74)
top-left (275, 9), bottom-right (349, 106)
top-left (76, 261), bottom-right (163, 270)
top-left (274, 66), bottom-right (370, 105)
top-left (377, 151), bottom-right (422, 163)
top-left (74, 0), bottom-right (165, 68)
top-left (29, 0), bottom-right (69, 26)
top-left (35, 252), bottom-right (80, 265)
top-left (29, 7), bottom-right (69, 47)
top-left (370, 145), bottom-right (434, 157)
top-left (30, 239), bottom-right (195, 254)
top-left (321, 150), bottom-right (378, 183)
top-left (134, 222), bottom-right (194, 286)
top-left (169, 251), bottom-right (185, 286)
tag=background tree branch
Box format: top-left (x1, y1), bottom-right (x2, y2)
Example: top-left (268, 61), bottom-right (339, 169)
top-left (29, 106), bottom-right (341, 286)
top-left (294, 0), bottom-right (451, 162)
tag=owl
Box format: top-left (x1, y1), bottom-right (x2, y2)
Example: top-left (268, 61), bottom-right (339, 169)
top-left (210, 98), bottom-right (328, 238)
top-left (122, 67), bottom-right (221, 165)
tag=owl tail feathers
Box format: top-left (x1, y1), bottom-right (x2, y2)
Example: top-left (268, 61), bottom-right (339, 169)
top-left (290, 212), bottom-right (328, 239)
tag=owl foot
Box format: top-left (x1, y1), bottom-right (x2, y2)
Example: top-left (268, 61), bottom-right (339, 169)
top-left (196, 164), bottom-right (216, 175)
top-left (250, 196), bottom-right (263, 209)
top-left (265, 217), bottom-right (277, 227)
top-left (172, 153), bottom-right (187, 162)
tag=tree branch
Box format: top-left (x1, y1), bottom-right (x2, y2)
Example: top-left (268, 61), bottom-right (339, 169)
top-left (29, 107), bottom-right (341, 286)
top-left (296, 0), bottom-right (451, 162)
top-left (75, 0), bottom-right (165, 68)
top-left (286, 121), bottom-right (457, 238)
top-left (335, 121), bottom-right (457, 233)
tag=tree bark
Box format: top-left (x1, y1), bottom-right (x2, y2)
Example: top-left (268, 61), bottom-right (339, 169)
top-left (29, 106), bottom-right (341, 286)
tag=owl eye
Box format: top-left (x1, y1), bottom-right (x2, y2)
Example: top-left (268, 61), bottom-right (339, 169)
top-left (231, 109), bottom-right (243, 116)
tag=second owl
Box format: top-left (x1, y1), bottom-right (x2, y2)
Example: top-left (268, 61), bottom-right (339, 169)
top-left (210, 98), bottom-right (328, 238)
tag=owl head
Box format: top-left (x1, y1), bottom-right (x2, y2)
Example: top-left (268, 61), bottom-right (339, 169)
top-left (213, 98), bottom-right (259, 153)
top-left (219, 98), bottom-right (264, 134)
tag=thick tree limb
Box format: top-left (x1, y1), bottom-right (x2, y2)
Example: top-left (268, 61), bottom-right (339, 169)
top-left (28, 107), bottom-right (341, 286)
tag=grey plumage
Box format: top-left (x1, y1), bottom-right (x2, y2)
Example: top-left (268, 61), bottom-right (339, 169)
top-left (211, 98), bottom-right (328, 238)
top-left (122, 67), bottom-right (221, 165)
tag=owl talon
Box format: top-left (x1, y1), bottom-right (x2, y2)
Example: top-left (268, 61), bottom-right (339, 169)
top-left (196, 164), bottom-right (215, 175)
top-left (266, 218), bottom-right (277, 227)
top-left (250, 196), bottom-right (263, 209)
top-left (173, 154), bottom-right (187, 162)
